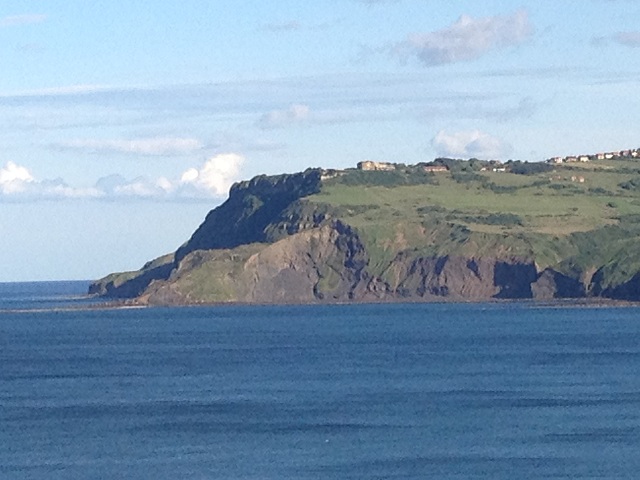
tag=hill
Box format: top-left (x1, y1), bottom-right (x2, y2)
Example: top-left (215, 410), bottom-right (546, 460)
top-left (90, 155), bottom-right (640, 304)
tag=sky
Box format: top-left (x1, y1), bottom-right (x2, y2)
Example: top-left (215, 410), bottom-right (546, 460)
top-left (2, 0), bottom-right (640, 282)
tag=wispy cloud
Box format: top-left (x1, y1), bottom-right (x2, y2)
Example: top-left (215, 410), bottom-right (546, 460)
top-left (421, 96), bottom-right (538, 123)
top-left (356, 0), bottom-right (401, 4)
top-left (0, 154), bottom-right (245, 202)
top-left (431, 130), bottom-right (512, 159)
top-left (261, 20), bottom-right (302, 32)
top-left (612, 31), bottom-right (640, 47)
top-left (55, 137), bottom-right (205, 156)
top-left (0, 14), bottom-right (47, 28)
top-left (592, 30), bottom-right (640, 48)
top-left (257, 104), bottom-right (311, 129)
top-left (260, 19), bottom-right (334, 33)
top-left (16, 43), bottom-right (45, 53)
top-left (1, 84), bottom-right (115, 98)
top-left (392, 9), bottom-right (533, 66)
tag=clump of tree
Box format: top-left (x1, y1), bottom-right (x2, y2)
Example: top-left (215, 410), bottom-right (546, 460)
top-left (336, 169), bottom-right (436, 187)
top-left (505, 160), bottom-right (553, 175)
top-left (430, 157), bottom-right (495, 173)
top-left (619, 177), bottom-right (640, 190)
top-left (457, 212), bottom-right (523, 226)
top-left (451, 171), bottom-right (485, 184)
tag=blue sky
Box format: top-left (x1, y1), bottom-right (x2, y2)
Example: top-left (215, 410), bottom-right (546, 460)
top-left (2, 0), bottom-right (640, 281)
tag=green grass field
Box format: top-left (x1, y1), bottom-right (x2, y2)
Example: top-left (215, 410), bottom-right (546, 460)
top-left (308, 159), bottom-right (640, 277)
top-left (315, 161), bottom-right (640, 232)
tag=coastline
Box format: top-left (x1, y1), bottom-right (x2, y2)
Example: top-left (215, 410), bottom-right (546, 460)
top-left (3, 295), bottom-right (639, 315)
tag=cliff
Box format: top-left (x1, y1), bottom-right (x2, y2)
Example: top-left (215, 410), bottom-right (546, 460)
top-left (90, 159), bottom-right (640, 304)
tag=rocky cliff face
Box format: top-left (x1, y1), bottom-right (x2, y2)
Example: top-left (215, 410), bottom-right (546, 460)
top-left (91, 224), bottom-right (591, 305)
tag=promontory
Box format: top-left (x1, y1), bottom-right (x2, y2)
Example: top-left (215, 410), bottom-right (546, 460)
top-left (90, 153), bottom-right (640, 304)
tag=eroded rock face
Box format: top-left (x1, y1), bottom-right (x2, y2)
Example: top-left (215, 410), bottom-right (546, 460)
top-left (393, 256), bottom-right (498, 299)
top-left (237, 222), bottom-right (357, 303)
top-left (129, 234), bottom-right (592, 305)
top-left (141, 221), bottom-right (369, 304)
top-left (377, 255), bottom-right (593, 302)
top-left (91, 218), bottom-right (602, 304)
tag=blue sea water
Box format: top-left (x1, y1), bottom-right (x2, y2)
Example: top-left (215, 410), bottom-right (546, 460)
top-left (2, 283), bottom-right (640, 479)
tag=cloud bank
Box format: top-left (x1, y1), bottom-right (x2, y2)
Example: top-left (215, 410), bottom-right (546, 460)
top-left (0, 161), bottom-right (100, 199)
top-left (394, 9), bottom-right (532, 66)
top-left (431, 130), bottom-right (512, 159)
top-left (0, 154), bottom-right (244, 202)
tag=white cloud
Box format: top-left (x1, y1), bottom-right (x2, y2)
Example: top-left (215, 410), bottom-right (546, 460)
top-left (57, 136), bottom-right (204, 156)
top-left (0, 161), bottom-right (35, 194)
top-left (393, 9), bottom-right (532, 66)
top-left (258, 104), bottom-right (311, 129)
top-left (0, 14), bottom-right (47, 27)
top-left (0, 154), bottom-right (245, 202)
top-left (431, 130), bottom-right (512, 159)
top-left (95, 153), bottom-right (244, 200)
top-left (179, 153), bottom-right (244, 196)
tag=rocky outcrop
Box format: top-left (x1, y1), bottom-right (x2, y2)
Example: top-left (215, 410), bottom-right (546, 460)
top-left (531, 268), bottom-right (585, 299)
top-left (139, 221), bottom-right (370, 304)
top-left (389, 256), bottom-right (494, 299)
top-left (239, 220), bottom-right (367, 303)
top-left (88, 254), bottom-right (174, 298)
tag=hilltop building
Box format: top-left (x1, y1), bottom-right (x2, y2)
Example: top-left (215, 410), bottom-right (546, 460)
top-left (423, 165), bottom-right (449, 173)
top-left (357, 161), bottom-right (395, 171)
top-left (546, 147), bottom-right (640, 164)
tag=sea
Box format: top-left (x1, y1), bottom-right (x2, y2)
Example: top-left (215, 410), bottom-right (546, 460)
top-left (2, 282), bottom-right (640, 479)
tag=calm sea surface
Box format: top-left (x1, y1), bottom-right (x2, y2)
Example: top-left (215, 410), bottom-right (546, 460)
top-left (2, 282), bottom-right (640, 479)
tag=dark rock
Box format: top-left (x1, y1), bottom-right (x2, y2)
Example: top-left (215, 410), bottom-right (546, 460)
top-left (175, 169), bottom-right (323, 263)
top-left (531, 268), bottom-right (585, 299)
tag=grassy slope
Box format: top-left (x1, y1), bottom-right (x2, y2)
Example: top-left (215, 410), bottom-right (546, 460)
top-left (309, 159), bottom-right (640, 284)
